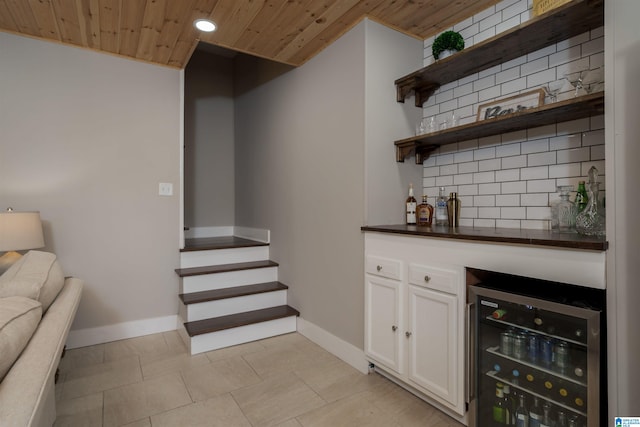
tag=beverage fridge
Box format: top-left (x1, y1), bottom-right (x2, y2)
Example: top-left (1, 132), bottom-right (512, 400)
top-left (466, 268), bottom-right (606, 427)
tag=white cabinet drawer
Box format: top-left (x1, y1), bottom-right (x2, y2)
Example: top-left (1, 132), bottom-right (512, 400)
top-left (408, 264), bottom-right (457, 294)
top-left (366, 255), bottom-right (402, 281)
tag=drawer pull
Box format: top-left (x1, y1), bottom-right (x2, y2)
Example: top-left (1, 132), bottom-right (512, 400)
top-left (376, 265), bottom-right (383, 272)
top-left (424, 275), bottom-right (431, 283)
top-left (405, 331), bottom-right (412, 338)
top-left (392, 325), bottom-right (397, 332)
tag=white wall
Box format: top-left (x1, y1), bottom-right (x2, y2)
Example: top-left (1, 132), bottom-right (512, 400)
top-left (234, 20), bottom-right (421, 348)
top-left (418, 0), bottom-right (605, 230)
top-left (184, 50), bottom-right (235, 229)
top-left (0, 32), bottom-right (181, 337)
top-left (605, 0), bottom-right (640, 416)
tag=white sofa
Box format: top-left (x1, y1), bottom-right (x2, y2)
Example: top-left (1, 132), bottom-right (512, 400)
top-left (0, 251), bottom-right (83, 427)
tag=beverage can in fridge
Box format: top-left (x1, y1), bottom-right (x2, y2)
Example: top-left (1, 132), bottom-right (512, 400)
top-left (500, 331), bottom-right (514, 356)
top-left (513, 333), bottom-right (527, 360)
top-left (540, 337), bottom-right (553, 367)
top-left (527, 333), bottom-right (539, 363)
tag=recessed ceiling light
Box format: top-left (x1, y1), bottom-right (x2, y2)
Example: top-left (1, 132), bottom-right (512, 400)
top-left (194, 19), bottom-right (216, 32)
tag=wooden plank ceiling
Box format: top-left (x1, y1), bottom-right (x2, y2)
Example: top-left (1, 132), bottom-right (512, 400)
top-left (0, 0), bottom-right (500, 68)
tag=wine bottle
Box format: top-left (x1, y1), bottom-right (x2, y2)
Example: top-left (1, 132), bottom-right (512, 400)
top-left (515, 394), bottom-right (529, 427)
top-left (503, 384), bottom-right (516, 426)
top-left (493, 383), bottom-right (509, 425)
top-left (416, 195), bottom-right (434, 226)
top-left (435, 186), bottom-right (448, 226)
top-left (406, 184), bottom-right (417, 225)
top-left (540, 403), bottom-right (552, 427)
top-left (529, 397), bottom-right (542, 427)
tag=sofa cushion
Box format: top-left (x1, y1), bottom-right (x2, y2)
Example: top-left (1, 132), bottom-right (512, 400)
top-left (0, 251), bottom-right (64, 312)
top-left (0, 296), bottom-right (42, 381)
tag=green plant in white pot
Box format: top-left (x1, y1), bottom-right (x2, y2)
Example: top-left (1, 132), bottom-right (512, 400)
top-left (432, 30), bottom-right (465, 60)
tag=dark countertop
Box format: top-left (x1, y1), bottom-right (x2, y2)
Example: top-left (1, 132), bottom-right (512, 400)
top-left (361, 224), bottom-right (608, 251)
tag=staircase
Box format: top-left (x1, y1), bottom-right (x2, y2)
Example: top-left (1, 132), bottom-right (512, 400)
top-left (175, 236), bottom-right (299, 355)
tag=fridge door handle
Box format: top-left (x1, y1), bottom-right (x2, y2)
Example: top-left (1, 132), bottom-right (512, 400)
top-left (466, 302), bottom-right (476, 403)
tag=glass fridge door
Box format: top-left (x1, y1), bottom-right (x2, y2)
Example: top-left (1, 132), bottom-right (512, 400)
top-left (470, 285), bottom-right (601, 427)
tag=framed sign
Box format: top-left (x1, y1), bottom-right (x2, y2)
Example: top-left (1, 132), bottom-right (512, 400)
top-left (477, 89), bottom-right (545, 121)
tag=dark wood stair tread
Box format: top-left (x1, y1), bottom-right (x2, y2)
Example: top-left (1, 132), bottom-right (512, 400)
top-left (180, 282), bottom-right (288, 305)
top-left (175, 260), bottom-right (279, 277)
top-left (181, 236), bottom-right (268, 252)
top-left (184, 305), bottom-right (300, 337)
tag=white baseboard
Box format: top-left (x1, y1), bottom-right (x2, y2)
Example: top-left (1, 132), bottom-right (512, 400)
top-left (65, 315), bottom-right (180, 349)
top-left (296, 317), bottom-right (369, 374)
top-left (185, 226), bottom-right (234, 239)
top-left (234, 226), bottom-right (270, 243)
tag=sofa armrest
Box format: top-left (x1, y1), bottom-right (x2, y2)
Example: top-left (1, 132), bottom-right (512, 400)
top-left (0, 277), bottom-right (83, 427)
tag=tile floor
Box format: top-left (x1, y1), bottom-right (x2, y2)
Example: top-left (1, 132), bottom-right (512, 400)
top-left (54, 332), bottom-right (465, 427)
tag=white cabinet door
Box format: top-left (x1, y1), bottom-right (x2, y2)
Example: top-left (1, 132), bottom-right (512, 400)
top-left (407, 284), bottom-right (458, 408)
top-left (365, 275), bottom-right (403, 374)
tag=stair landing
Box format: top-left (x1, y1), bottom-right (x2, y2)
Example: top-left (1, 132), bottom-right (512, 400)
top-left (182, 236), bottom-right (268, 252)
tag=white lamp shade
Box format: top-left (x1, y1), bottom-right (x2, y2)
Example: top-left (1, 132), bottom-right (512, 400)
top-left (0, 211), bottom-right (45, 252)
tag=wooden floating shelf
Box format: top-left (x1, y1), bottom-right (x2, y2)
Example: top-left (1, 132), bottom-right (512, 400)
top-left (395, 92), bottom-right (604, 163)
top-left (395, 0), bottom-right (604, 107)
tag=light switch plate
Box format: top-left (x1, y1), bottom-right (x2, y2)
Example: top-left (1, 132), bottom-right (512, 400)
top-left (159, 182), bottom-right (173, 196)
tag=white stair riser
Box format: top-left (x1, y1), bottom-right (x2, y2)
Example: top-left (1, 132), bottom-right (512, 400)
top-left (180, 246), bottom-right (270, 268)
top-left (180, 291), bottom-right (287, 322)
top-left (181, 316), bottom-right (297, 355)
top-left (180, 267), bottom-right (278, 293)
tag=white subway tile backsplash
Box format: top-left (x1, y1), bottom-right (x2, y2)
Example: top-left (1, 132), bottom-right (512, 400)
top-left (591, 144), bottom-right (605, 161)
top-left (479, 183), bottom-right (501, 194)
top-left (521, 193), bottom-right (548, 206)
top-left (496, 168), bottom-right (521, 182)
top-left (521, 139), bottom-right (550, 154)
top-left (436, 175), bottom-right (455, 187)
top-left (549, 163), bottom-right (581, 178)
top-left (479, 158), bottom-right (502, 171)
top-left (527, 151), bottom-right (557, 167)
top-left (501, 77), bottom-right (527, 95)
top-left (474, 146), bottom-right (496, 160)
top-left (583, 129), bottom-right (605, 146)
top-left (496, 194), bottom-right (520, 206)
top-left (521, 166), bottom-right (549, 180)
top-left (419, 1), bottom-right (604, 230)
top-left (501, 207), bottom-right (526, 219)
top-left (501, 155), bottom-right (527, 170)
top-left (475, 195), bottom-right (496, 206)
top-left (474, 171), bottom-right (496, 183)
top-left (557, 147), bottom-right (590, 164)
top-left (479, 207), bottom-right (501, 218)
top-left (502, 181), bottom-right (527, 194)
top-left (527, 179), bottom-right (557, 193)
top-left (454, 173), bottom-right (474, 185)
top-left (458, 161), bottom-right (479, 174)
top-left (549, 134), bottom-right (582, 150)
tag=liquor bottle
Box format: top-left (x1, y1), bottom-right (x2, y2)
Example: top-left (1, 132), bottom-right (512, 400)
top-left (435, 187), bottom-right (448, 226)
top-left (416, 195), bottom-right (434, 226)
top-left (528, 397), bottom-right (542, 427)
top-left (515, 394), bottom-right (529, 427)
top-left (406, 184), bottom-right (417, 225)
top-left (540, 403), bottom-right (552, 427)
top-left (574, 180), bottom-right (588, 213)
top-left (503, 384), bottom-right (516, 426)
top-left (557, 411), bottom-right (568, 427)
top-left (493, 383), bottom-right (509, 425)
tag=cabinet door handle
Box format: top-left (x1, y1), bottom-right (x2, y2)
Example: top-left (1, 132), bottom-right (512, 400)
top-left (376, 265), bottom-right (382, 272)
top-left (405, 331), bottom-right (412, 338)
top-left (424, 275), bottom-right (431, 283)
top-left (392, 325), bottom-right (397, 332)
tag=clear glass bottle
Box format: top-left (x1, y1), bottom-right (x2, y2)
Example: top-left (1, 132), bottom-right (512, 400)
top-left (540, 403), bottom-right (552, 427)
top-left (515, 394), bottom-right (529, 427)
top-left (416, 195), bottom-right (434, 226)
top-left (529, 396), bottom-right (542, 427)
top-left (576, 166), bottom-right (605, 236)
top-left (406, 184), bottom-right (417, 225)
top-left (435, 187), bottom-right (448, 226)
top-left (551, 185), bottom-right (576, 233)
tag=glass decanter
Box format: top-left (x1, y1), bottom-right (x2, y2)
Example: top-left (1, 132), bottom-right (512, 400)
top-left (576, 166), bottom-right (606, 236)
top-left (551, 185), bottom-right (576, 233)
